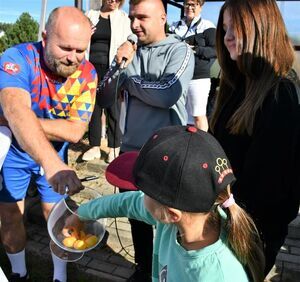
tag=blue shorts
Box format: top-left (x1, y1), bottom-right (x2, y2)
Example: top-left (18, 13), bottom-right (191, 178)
top-left (0, 142), bottom-right (68, 203)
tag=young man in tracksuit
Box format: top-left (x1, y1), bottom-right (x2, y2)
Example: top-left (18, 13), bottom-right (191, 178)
top-left (101, 0), bottom-right (194, 280)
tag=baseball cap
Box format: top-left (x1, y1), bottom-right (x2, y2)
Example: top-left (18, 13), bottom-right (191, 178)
top-left (106, 125), bottom-right (236, 212)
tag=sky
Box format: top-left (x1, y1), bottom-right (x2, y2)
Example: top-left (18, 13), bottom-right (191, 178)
top-left (0, 0), bottom-right (299, 41)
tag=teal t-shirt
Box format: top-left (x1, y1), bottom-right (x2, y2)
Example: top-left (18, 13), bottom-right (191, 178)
top-left (78, 191), bottom-right (250, 282)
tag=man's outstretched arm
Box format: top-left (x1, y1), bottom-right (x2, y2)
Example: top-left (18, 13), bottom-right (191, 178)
top-left (0, 87), bottom-right (83, 195)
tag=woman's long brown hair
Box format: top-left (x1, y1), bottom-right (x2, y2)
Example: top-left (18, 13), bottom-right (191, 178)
top-left (210, 0), bottom-right (295, 135)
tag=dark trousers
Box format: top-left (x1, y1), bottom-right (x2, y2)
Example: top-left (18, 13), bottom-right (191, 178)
top-left (119, 189), bottom-right (153, 274)
top-left (262, 226), bottom-right (288, 275)
top-left (264, 237), bottom-right (286, 275)
top-left (88, 95), bottom-right (121, 148)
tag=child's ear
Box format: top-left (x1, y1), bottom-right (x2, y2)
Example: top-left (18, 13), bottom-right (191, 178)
top-left (166, 207), bottom-right (182, 223)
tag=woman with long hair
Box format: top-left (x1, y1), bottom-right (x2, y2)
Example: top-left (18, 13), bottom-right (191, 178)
top-left (210, 0), bottom-right (300, 275)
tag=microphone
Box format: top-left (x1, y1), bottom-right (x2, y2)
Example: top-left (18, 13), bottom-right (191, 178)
top-left (98, 34), bottom-right (138, 108)
top-left (120, 34), bottom-right (138, 69)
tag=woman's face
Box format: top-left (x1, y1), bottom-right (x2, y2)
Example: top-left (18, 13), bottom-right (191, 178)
top-left (223, 8), bottom-right (238, 61)
top-left (103, 0), bottom-right (120, 11)
top-left (184, 1), bottom-right (202, 22)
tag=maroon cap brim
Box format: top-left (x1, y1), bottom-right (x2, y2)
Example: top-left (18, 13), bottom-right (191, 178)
top-left (105, 151), bottom-right (139, 190)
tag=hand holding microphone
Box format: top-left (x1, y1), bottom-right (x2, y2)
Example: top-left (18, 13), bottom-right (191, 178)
top-left (116, 34), bottom-right (138, 69)
top-left (97, 34), bottom-right (138, 108)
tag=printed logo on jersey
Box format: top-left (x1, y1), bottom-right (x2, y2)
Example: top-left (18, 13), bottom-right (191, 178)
top-left (3, 62), bottom-right (21, 75)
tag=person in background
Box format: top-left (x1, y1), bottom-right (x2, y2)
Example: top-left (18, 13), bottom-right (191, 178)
top-left (0, 7), bottom-right (97, 282)
top-left (82, 0), bottom-right (131, 163)
top-left (65, 125), bottom-right (265, 282)
top-left (100, 0), bottom-right (194, 280)
top-left (210, 0), bottom-right (300, 275)
top-left (169, 0), bottom-right (216, 131)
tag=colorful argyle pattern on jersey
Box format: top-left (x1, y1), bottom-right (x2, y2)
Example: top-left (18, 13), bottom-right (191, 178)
top-left (48, 70), bottom-right (96, 121)
top-left (0, 42), bottom-right (97, 122)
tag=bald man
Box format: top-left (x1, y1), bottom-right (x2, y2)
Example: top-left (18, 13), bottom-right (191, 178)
top-left (101, 0), bottom-right (194, 280)
top-left (0, 7), bottom-right (97, 281)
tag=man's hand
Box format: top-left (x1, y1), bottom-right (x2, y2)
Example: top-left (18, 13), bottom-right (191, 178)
top-left (187, 44), bottom-right (196, 53)
top-left (115, 40), bottom-right (137, 69)
top-left (46, 163), bottom-right (84, 195)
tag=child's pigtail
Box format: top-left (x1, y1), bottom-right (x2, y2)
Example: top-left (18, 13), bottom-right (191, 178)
top-left (215, 185), bottom-right (265, 282)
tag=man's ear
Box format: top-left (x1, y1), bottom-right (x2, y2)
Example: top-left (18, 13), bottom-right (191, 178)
top-left (160, 13), bottom-right (167, 26)
top-left (41, 30), bottom-right (47, 47)
top-left (166, 207), bottom-right (182, 223)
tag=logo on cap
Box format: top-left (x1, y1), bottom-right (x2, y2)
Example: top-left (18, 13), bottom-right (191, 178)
top-left (215, 158), bottom-right (233, 184)
top-left (4, 62), bottom-right (21, 75)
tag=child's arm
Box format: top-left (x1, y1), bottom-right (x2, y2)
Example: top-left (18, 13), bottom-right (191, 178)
top-left (76, 191), bottom-right (156, 225)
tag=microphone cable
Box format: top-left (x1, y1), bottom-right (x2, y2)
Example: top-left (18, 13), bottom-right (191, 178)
top-left (110, 64), bottom-right (134, 259)
top-left (102, 34), bottom-right (138, 259)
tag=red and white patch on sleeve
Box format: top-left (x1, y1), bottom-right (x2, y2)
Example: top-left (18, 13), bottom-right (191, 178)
top-left (3, 62), bottom-right (21, 74)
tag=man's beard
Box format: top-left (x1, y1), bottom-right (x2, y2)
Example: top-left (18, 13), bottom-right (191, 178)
top-left (44, 47), bottom-right (79, 78)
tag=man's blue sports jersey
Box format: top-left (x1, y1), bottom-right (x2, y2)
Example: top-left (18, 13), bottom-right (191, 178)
top-left (0, 42), bottom-right (97, 202)
top-left (0, 42), bottom-right (97, 151)
top-left (0, 42), bottom-right (97, 122)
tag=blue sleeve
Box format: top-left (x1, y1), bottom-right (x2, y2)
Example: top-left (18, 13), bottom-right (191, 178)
top-left (0, 46), bottom-right (31, 92)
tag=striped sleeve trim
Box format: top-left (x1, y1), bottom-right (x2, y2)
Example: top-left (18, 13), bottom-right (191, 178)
top-left (131, 45), bottom-right (192, 90)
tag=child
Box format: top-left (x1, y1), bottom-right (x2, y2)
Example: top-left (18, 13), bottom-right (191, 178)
top-left (66, 125), bottom-right (264, 282)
